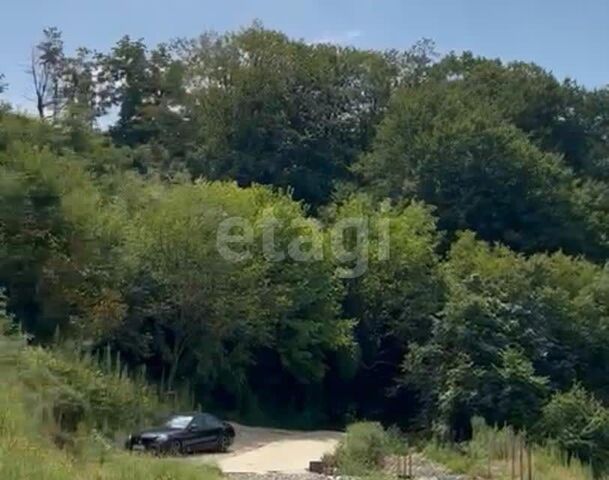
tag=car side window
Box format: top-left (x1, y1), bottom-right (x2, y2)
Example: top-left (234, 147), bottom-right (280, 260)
top-left (200, 413), bottom-right (223, 429)
top-left (189, 415), bottom-right (208, 430)
top-left (189, 413), bottom-right (222, 430)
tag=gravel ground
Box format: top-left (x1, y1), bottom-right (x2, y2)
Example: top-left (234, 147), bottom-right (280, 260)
top-left (186, 423), bottom-right (466, 479)
top-left (186, 423), bottom-right (342, 474)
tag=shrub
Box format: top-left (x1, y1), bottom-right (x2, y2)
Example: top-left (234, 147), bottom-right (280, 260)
top-left (335, 422), bottom-right (401, 474)
top-left (542, 386), bottom-right (609, 477)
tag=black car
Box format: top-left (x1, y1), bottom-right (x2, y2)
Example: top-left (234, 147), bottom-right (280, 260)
top-left (126, 412), bottom-right (235, 455)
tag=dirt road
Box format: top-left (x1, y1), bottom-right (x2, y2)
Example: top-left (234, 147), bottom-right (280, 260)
top-left (187, 424), bottom-right (343, 474)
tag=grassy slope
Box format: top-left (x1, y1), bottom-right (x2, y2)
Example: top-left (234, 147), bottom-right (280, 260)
top-left (332, 421), bottom-right (597, 479)
top-left (0, 335), bottom-right (221, 480)
top-left (423, 420), bottom-right (595, 480)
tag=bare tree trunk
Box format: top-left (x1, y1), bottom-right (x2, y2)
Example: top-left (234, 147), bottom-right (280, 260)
top-left (37, 96), bottom-right (45, 119)
top-left (31, 50), bottom-right (47, 119)
top-left (167, 336), bottom-right (187, 391)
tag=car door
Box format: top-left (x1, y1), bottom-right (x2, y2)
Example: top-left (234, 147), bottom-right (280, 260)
top-left (185, 414), bottom-right (218, 451)
top-left (197, 414), bottom-right (224, 450)
top-left (179, 416), bottom-right (202, 451)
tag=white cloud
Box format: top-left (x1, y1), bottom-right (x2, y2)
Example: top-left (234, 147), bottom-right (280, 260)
top-left (312, 29), bottom-right (362, 45)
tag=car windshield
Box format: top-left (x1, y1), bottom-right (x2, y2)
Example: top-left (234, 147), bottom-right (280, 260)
top-left (164, 415), bottom-right (193, 429)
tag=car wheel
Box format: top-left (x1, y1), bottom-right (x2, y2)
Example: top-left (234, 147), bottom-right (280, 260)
top-left (168, 439), bottom-right (182, 456)
top-left (217, 433), bottom-right (230, 453)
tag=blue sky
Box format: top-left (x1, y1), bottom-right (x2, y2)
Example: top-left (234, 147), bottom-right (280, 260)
top-left (2, 0), bottom-right (608, 111)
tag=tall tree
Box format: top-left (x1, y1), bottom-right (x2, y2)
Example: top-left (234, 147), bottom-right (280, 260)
top-left (179, 24), bottom-right (404, 206)
top-left (61, 47), bottom-right (112, 126)
top-left (121, 181), bottom-right (350, 395)
top-left (356, 81), bottom-right (609, 258)
top-left (105, 37), bottom-right (186, 149)
top-left (429, 54), bottom-right (609, 178)
top-left (29, 27), bottom-right (65, 120)
top-left (327, 195), bottom-right (444, 423)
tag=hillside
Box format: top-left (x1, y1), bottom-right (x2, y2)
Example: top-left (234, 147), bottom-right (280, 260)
top-left (1, 21), bottom-right (609, 478)
top-left (0, 323), bottom-right (219, 479)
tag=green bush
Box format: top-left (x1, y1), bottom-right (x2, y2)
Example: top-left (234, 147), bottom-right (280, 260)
top-left (542, 386), bottom-right (609, 477)
top-left (335, 422), bottom-right (404, 474)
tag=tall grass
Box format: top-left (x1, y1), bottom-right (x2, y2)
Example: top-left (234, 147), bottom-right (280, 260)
top-left (0, 334), bottom-right (219, 480)
top-left (9, 338), bottom-right (198, 437)
top-left (424, 418), bottom-right (597, 480)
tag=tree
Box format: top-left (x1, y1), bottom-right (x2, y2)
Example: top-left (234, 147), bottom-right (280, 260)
top-left (0, 74), bottom-right (7, 114)
top-left (180, 23), bottom-right (403, 206)
top-left (121, 181), bottom-right (266, 390)
top-left (428, 54), bottom-right (607, 173)
top-left (356, 81), bottom-right (608, 258)
top-left (28, 28), bottom-right (111, 125)
top-left (30, 27), bottom-right (65, 120)
top-left (97, 26), bottom-right (439, 203)
top-left (105, 37), bottom-right (186, 150)
top-left (122, 181), bottom-right (350, 395)
top-left (491, 348), bottom-right (549, 430)
top-left (0, 120), bottom-right (131, 343)
top-left (327, 195), bottom-right (444, 422)
top-left (8, 24), bottom-right (609, 446)
top-left (402, 232), bottom-right (609, 438)
top-left (61, 47), bottom-right (113, 126)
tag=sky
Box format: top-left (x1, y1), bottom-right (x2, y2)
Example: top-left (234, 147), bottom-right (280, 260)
top-left (1, 0), bottom-right (609, 112)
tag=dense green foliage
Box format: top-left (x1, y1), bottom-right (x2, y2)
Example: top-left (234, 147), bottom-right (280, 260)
top-left (2, 22), bottom-right (609, 474)
top-left (402, 234), bottom-right (609, 439)
top-left (356, 80), bottom-right (609, 258)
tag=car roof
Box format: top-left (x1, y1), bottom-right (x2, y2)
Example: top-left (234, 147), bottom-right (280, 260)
top-left (169, 411), bottom-right (215, 417)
